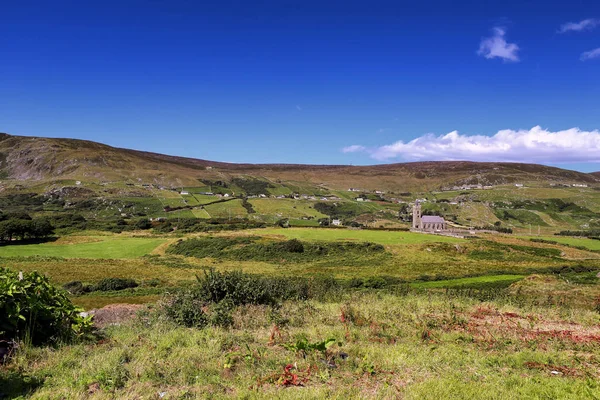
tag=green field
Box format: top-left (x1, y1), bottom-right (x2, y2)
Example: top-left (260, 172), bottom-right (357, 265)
top-left (0, 237), bottom-right (166, 259)
top-left (530, 236), bottom-right (600, 251)
top-left (256, 227), bottom-right (464, 245)
top-left (250, 198), bottom-right (327, 219)
top-left (201, 199), bottom-right (248, 218)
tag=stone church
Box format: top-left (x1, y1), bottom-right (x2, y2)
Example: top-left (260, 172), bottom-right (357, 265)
top-left (412, 201), bottom-right (447, 231)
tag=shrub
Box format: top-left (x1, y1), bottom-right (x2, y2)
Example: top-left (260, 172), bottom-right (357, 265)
top-left (134, 218), bottom-right (152, 230)
top-left (279, 239), bottom-right (304, 253)
top-left (197, 269), bottom-right (276, 306)
top-left (167, 236), bottom-right (385, 263)
top-left (0, 268), bottom-right (92, 345)
top-left (93, 278), bottom-right (138, 292)
top-left (162, 290), bottom-right (208, 328)
top-left (161, 270), bottom-right (342, 328)
top-left (62, 281), bottom-right (92, 295)
top-left (348, 277), bottom-right (364, 288)
top-left (363, 276), bottom-right (387, 289)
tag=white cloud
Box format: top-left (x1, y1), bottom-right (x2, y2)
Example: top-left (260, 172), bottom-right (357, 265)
top-left (581, 47), bottom-right (600, 61)
top-left (342, 145), bottom-right (366, 153)
top-left (558, 18), bottom-right (600, 33)
top-left (478, 27), bottom-right (520, 62)
top-left (344, 126), bottom-right (600, 163)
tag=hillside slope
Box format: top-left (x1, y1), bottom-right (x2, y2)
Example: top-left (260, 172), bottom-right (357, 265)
top-left (0, 133), bottom-right (597, 191)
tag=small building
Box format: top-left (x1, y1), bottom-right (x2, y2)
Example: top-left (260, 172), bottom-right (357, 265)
top-left (331, 219), bottom-right (342, 226)
top-left (180, 191), bottom-right (189, 195)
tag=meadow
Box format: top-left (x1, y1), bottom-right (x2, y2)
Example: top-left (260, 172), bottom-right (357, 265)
top-left (0, 236), bottom-right (166, 259)
top-left (3, 225), bottom-right (600, 399)
top-left (254, 227), bottom-right (464, 245)
top-left (2, 227), bottom-right (599, 311)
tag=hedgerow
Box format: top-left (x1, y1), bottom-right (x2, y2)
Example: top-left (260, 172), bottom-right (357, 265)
top-left (166, 236), bottom-right (385, 262)
top-left (161, 270), bottom-right (341, 328)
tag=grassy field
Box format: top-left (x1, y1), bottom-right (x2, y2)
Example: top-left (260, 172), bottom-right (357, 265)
top-left (529, 236), bottom-right (600, 251)
top-left (201, 199), bottom-right (248, 219)
top-left (249, 199), bottom-right (327, 219)
top-left (254, 227), bottom-right (464, 245)
top-left (0, 236), bottom-right (166, 259)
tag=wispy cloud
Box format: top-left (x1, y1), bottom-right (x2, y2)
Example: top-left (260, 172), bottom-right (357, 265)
top-left (580, 47), bottom-right (600, 61)
top-left (558, 18), bottom-right (600, 33)
top-left (342, 145), bottom-right (366, 153)
top-left (477, 27), bottom-right (520, 62)
top-left (343, 126), bottom-right (600, 163)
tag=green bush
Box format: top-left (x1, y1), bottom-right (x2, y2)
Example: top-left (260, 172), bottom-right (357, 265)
top-left (162, 290), bottom-right (208, 328)
top-left (93, 278), bottom-right (138, 292)
top-left (279, 239), bottom-right (304, 253)
top-left (363, 276), bottom-right (387, 289)
top-left (166, 236), bottom-right (385, 263)
top-left (62, 281), bottom-right (92, 295)
top-left (0, 268), bottom-right (92, 345)
top-left (161, 270), bottom-right (341, 328)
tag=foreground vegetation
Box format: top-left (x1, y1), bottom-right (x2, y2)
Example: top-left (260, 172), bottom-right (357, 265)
top-left (2, 275), bottom-right (600, 399)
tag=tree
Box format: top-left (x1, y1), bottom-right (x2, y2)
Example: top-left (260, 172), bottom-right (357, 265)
top-left (31, 218), bottom-right (54, 238)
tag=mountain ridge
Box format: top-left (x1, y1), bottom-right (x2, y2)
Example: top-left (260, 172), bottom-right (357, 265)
top-left (1, 132), bottom-right (598, 191)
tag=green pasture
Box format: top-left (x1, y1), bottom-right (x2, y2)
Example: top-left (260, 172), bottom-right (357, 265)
top-left (249, 198), bottom-right (327, 219)
top-left (0, 237), bottom-right (165, 259)
top-left (255, 227), bottom-right (464, 245)
top-left (201, 199), bottom-right (248, 218)
top-left (526, 236), bottom-right (600, 251)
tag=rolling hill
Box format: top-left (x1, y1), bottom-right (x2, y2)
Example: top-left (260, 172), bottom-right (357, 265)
top-left (1, 132), bottom-right (597, 192)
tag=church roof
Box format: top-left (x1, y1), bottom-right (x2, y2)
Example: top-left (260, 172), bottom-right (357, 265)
top-left (421, 216), bottom-right (445, 223)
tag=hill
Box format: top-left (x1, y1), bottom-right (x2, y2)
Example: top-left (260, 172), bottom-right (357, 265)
top-left (0, 132), bottom-right (597, 191)
top-left (1, 132), bottom-right (599, 233)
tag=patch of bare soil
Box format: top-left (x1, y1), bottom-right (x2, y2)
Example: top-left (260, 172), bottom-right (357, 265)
top-left (88, 304), bottom-right (144, 328)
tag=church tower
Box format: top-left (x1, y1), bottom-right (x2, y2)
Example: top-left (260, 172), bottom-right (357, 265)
top-left (412, 201), bottom-right (422, 229)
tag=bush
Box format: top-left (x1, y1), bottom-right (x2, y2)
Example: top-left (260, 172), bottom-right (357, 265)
top-left (166, 236), bottom-right (385, 263)
top-left (280, 239), bottom-right (304, 253)
top-left (162, 290), bottom-right (208, 328)
top-left (134, 218), bottom-right (152, 230)
top-left (161, 270), bottom-right (342, 328)
top-left (62, 281), bottom-right (92, 295)
top-left (0, 268), bottom-right (92, 345)
top-left (363, 276), bottom-right (387, 289)
top-left (93, 278), bottom-right (138, 292)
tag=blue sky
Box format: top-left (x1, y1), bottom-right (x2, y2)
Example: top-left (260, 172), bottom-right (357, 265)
top-left (1, 0), bottom-right (600, 171)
